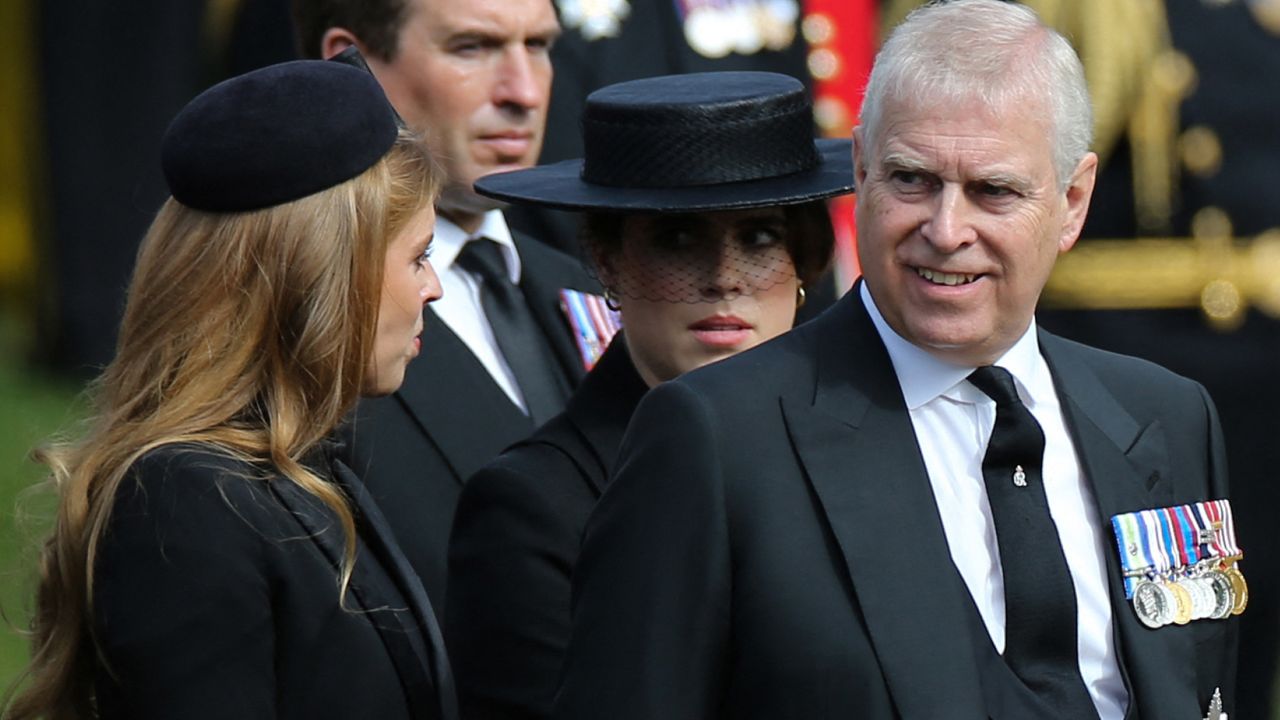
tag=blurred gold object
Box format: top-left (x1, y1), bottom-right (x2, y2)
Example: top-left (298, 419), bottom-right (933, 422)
top-left (1046, 226), bottom-right (1280, 329)
top-left (1179, 126), bottom-right (1223, 177)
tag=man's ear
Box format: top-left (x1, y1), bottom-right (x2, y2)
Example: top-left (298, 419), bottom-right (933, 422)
top-left (852, 126), bottom-right (868, 188)
top-left (1058, 151), bottom-right (1098, 254)
top-left (320, 27), bottom-right (363, 60)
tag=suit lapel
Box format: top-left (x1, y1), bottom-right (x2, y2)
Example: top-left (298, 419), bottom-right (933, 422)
top-left (1041, 333), bottom-right (1194, 720)
top-left (332, 459), bottom-right (459, 720)
top-left (783, 294), bottom-right (988, 718)
top-left (394, 306), bottom-right (534, 482)
top-left (269, 463), bottom-right (456, 720)
top-left (514, 233), bottom-right (593, 384)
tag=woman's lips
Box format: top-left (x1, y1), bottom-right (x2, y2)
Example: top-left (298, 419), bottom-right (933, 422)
top-left (689, 315), bottom-right (753, 348)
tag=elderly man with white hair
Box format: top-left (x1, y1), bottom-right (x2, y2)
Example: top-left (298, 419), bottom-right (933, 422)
top-left (554, 2), bottom-right (1241, 719)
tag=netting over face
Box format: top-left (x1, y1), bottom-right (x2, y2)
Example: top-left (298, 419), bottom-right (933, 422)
top-left (590, 208), bottom-right (799, 305)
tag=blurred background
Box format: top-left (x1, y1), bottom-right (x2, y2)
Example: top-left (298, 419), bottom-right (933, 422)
top-left (1, 0), bottom-right (1276, 715)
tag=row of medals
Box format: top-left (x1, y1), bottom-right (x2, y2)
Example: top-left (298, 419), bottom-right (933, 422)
top-left (1131, 559), bottom-right (1247, 629)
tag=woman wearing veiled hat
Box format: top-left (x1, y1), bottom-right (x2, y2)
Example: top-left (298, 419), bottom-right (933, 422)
top-left (6, 60), bottom-right (457, 720)
top-left (444, 71), bottom-right (854, 720)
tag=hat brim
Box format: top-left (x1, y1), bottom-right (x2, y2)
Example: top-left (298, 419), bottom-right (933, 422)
top-left (475, 138), bottom-right (854, 213)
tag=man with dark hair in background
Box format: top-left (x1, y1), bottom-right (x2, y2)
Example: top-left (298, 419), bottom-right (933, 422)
top-left (292, 0), bottom-right (599, 619)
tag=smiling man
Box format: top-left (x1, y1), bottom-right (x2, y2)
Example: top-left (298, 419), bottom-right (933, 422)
top-left (556, 2), bottom-right (1240, 719)
top-left (292, 0), bottom-right (599, 620)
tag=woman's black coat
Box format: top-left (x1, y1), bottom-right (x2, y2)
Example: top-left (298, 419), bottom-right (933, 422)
top-left (93, 442), bottom-right (458, 720)
top-left (445, 336), bottom-right (647, 720)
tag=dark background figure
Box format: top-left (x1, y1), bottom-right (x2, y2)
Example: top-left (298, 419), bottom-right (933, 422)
top-left (34, 0), bottom-right (209, 376)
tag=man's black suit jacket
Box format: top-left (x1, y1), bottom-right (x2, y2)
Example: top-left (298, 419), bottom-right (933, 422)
top-left (94, 443), bottom-right (457, 720)
top-left (557, 289), bottom-right (1237, 720)
top-left (345, 232), bottom-right (597, 619)
top-left (447, 336), bottom-right (648, 720)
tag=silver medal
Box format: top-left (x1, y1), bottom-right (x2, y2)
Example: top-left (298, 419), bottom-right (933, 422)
top-left (1132, 580), bottom-right (1173, 628)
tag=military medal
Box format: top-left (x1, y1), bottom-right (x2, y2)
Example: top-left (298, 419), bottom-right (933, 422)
top-left (555, 0), bottom-right (631, 41)
top-left (1204, 687), bottom-right (1224, 720)
top-left (1111, 498), bottom-right (1246, 628)
top-left (1131, 579), bottom-right (1174, 629)
top-left (675, 0), bottom-right (799, 58)
top-left (559, 288), bottom-right (622, 371)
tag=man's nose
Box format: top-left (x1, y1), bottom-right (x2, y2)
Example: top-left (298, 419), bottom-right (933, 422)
top-left (494, 47), bottom-right (545, 111)
top-left (921, 185), bottom-right (977, 252)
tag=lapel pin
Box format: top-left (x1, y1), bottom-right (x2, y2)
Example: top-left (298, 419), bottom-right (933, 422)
top-left (1012, 465), bottom-right (1027, 487)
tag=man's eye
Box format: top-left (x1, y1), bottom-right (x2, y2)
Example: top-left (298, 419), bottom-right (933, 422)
top-left (889, 170), bottom-right (930, 189)
top-left (979, 183), bottom-right (1016, 197)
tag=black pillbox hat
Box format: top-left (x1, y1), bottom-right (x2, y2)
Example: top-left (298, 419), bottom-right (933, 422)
top-left (161, 60), bottom-right (399, 212)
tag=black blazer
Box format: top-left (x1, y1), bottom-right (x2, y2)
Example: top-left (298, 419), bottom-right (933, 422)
top-left (556, 290), bottom-right (1237, 720)
top-left (93, 443), bottom-right (457, 720)
top-left (446, 336), bottom-right (648, 720)
top-left (344, 232), bottom-right (598, 619)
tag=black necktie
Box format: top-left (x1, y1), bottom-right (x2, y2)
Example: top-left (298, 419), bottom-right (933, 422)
top-left (455, 238), bottom-right (567, 425)
top-left (968, 366), bottom-right (1100, 719)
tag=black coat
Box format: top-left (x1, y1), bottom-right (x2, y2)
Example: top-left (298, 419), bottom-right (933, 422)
top-left (343, 232), bottom-right (598, 621)
top-left (556, 290), bottom-right (1238, 720)
top-left (93, 443), bottom-right (457, 720)
top-left (446, 336), bottom-right (647, 720)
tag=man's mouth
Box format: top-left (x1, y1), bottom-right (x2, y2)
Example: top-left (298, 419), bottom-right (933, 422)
top-left (916, 267), bottom-right (978, 286)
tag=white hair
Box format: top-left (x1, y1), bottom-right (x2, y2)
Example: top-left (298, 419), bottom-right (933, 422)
top-left (859, 0), bottom-right (1093, 187)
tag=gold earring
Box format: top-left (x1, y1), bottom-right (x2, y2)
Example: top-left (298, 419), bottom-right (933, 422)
top-left (604, 288), bottom-right (621, 312)
top-left (796, 284), bottom-right (807, 308)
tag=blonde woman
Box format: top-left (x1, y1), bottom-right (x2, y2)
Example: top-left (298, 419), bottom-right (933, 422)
top-left (6, 60), bottom-right (456, 720)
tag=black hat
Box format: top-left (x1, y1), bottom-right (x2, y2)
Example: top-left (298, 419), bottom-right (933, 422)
top-left (161, 59), bottom-right (399, 212)
top-left (474, 71), bottom-right (854, 213)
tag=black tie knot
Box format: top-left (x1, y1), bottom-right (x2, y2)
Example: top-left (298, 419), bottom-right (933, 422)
top-left (456, 237), bottom-right (508, 288)
top-left (969, 365), bottom-right (1021, 407)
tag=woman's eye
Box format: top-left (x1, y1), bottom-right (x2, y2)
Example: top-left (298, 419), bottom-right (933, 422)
top-left (416, 246), bottom-right (433, 267)
top-left (653, 229), bottom-right (699, 251)
top-left (740, 227), bottom-right (783, 248)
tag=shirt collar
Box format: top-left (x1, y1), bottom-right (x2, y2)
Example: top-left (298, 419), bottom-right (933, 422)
top-left (431, 209), bottom-right (522, 284)
top-left (859, 282), bottom-right (1048, 410)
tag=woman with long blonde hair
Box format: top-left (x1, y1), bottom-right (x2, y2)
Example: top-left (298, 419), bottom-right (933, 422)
top-left (6, 59), bottom-right (455, 720)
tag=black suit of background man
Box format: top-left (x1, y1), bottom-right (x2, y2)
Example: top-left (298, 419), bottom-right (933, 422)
top-left (343, 233), bottom-right (596, 619)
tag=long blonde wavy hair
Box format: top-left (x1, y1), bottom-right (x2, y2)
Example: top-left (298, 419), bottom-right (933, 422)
top-left (4, 128), bottom-right (439, 720)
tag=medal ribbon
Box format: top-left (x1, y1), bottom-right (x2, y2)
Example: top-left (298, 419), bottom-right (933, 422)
top-left (1214, 499), bottom-right (1242, 559)
top-left (1167, 505), bottom-right (1200, 569)
top-left (1111, 512), bottom-right (1151, 598)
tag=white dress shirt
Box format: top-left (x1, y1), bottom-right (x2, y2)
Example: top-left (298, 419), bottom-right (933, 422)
top-left (430, 210), bottom-right (529, 412)
top-left (860, 284), bottom-right (1128, 719)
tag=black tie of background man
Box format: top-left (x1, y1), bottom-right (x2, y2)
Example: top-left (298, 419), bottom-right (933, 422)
top-left (455, 237), bottom-right (568, 426)
top-left (968, 365), bottom-right (1100, 719)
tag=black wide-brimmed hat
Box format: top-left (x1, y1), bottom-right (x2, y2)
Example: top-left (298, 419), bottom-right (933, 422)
top-left (162, 58), bottom-right (400, 212)
top-left (474, 71), bottom-right (854, 213)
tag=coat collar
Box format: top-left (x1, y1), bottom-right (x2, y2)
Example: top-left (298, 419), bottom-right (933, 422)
top-left (511, 231), bottom-right (595, 384)
top-left (393, 305), bottom-right (535, 482)
top-left (563, 334), bottom-right (650, 494)
top-left (271, 452), bottom-right (459, 720)
top-left (1040, 332), bottom-right (1192, 720)
top-left (782, 289), bottom-right (990, 717)
top-left (783, 287), bottom-right (1187, 719)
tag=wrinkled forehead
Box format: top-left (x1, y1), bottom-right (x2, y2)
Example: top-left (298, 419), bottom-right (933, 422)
top-left (864, 89), bottom-right (1053, 160)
